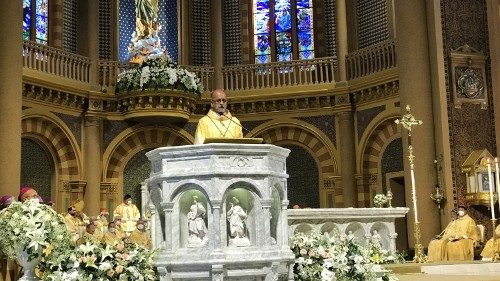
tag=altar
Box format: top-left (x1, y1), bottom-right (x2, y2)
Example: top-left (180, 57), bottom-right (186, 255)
top-left (144, 143), bottom-right (294, 281)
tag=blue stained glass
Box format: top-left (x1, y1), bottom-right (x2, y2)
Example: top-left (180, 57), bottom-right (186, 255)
top-left (254, 0), bottom-right (269, 12)
top-left (254, 12), bottom-right (270, 34)
top-left (274, 0), bottom-right (292, 32)
top-left (255, 34), bottom-right (271, 55)
top-left (277, 52), bottom-right (291, 62)
top-left (35, 0), bottom-right (48, 44)
top-left (299, 50), bottom-right (314, 60)
top-left (297, 8), bottom-right (313, 31)
top-left (298, 31), bottom-right (313, 51)
top-left (256, 55), bottom-right (271, 64)
top-left (276, 32), bottom-right (292, 54)
top-left (296, 0), bottom-right (312, 9)
top-left (23, 0), bottom-right (31, 40)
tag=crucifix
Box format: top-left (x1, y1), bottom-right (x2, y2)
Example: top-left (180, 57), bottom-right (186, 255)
top-left (395, 104), bottom-right (427, 263)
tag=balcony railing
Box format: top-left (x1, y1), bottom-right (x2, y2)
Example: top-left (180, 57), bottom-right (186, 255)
top-left (23, 41), bottom-right (91, 83)
top-left (99, 61), bottom-right (139, 92)
top-left (346, 39), bottom-right (396, 80)
top-left (222, 57), bottom-right (337, 91)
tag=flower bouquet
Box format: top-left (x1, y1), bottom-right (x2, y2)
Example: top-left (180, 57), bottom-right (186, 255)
top-left (116, 53), bottom-right (204, 96)
top-left (0, 200), bottom-right (73, 280)
top-left (373, 194), bottom-right (388, 208)
top-left (40, 240), bottom-right (157, 281)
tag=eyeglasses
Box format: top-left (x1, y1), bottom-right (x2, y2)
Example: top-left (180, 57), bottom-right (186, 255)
top-left (212, 99), bottom-right (227, 103)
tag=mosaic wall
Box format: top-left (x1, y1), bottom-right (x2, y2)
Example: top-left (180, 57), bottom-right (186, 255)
top-left (123, 149), bottom-right (152, 211)
top-left (223, 0), bottom-right (242, 65)
top-left (356, 105), bottom-right (385, 141)
top-left (103, 120), bottom-right (139, 149)
top-left (99, 0), bottom-right (112, 60)
top-left (298, 115), bottom-right (337, 147)
top-left (356, 0), bottom-right (388, 49)
top-left (440, 0), bottom-right (495, 234)
top-left (380, 137), bottom-right (403, 191)
top-left (21, 138), bottom-right (53, 202)
top-left (62, 0), bottom-right (78, 54)
top-left (282, 144), bottom-right (320, 208)
top-left (323, 0), bottom-right (337, 57)
top-left (54, 112), bottom-right (82, 147)
top-left (191, 0), bottom-right (212, 66)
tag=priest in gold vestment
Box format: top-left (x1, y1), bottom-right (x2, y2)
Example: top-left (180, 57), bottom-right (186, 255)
top-left (480, 224), bottom-right (500, 260)
top-left (130, 220), bottom-right (152, 250)
top-left (445, 206), bottom-right (478, 261)
top-left (113, 194), bottom-right (140, 234)
top-left (194, 89), bottom-right (243, 144)
top-left (102, 222), bottom-right (123, 246)
top-left (427, 211), bottom-right (457, 262)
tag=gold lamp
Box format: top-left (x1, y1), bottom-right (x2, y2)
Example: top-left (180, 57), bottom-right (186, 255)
top-left (462, 149), bottom-right (497, 207)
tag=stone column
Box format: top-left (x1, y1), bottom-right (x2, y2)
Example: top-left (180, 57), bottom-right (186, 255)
top-left (0, 1), bottom-right (22, 198)
top-left (487, 0), bottom-right (500, 154)
top-left (211, 202), bottom-right (222, 251)
top-left (78, 0), bottom-right (99, 87)
top-left (211, 0), bottom-right (224, 89)
top-left (163, 202), bottom-right (174, 250)
top-left (335, 0), bottom-right (348, 82)
top-left (394, 0), bottom-right (440, 246)
top-left (338, 110), bottom-right (357, 207)
top-left (83, 115), bottom-right (102, 215)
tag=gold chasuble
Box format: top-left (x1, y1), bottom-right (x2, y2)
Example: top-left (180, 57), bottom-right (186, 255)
top-left (427, 220), bottom-right (456, 261)
top-left (113, 203), bottom-right (140, 233)
top-left (130, 230), bottom-right (152, 250)
top-left (194, 109), bottom-right (243, 144)
top-left (445, 214), bottom-right (478, 261)
top-left (481, 224), bottom-right (500, 259)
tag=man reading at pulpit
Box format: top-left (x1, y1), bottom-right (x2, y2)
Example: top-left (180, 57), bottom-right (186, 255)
top-left (194, 89), bottom-right (243, 144)
top-left (445, 205), bottom-right (478, 261)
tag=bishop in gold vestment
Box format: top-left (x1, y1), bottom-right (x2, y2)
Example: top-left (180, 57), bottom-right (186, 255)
top-left (445, 206), bottom-right (478, 261)
top-left (427, 211), bottom-right (457, 262)
top-left (113, 194), bottom-right (141, 233)
top-left (194, 89), bottom-right (243, 144)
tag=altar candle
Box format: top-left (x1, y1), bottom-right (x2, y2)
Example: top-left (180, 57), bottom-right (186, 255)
top-left (495, 158), bottom-right (500, 212)
top-left (487, 158), bottom-right (496, 220)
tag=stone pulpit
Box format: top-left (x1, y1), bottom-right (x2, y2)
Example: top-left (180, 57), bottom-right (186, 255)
top-left (144, 143), bottom-right (294, 281)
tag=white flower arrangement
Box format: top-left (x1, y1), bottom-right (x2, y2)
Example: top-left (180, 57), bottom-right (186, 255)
top-left (373, 194), bottom-right (388, 208)
top-left (290, 231), bottom-right (400, 281)
top-left (116, 53), bottom-right (204, 96)
top-left (40, 240), bottom-right (157, 280)
top-left (0, 200), bottom-right (72, 263)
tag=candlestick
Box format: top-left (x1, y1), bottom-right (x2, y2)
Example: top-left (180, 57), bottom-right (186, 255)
top-left (495, 158), bottom-right (500, 212)
top-left (487, 158), bottom-right (496, 220)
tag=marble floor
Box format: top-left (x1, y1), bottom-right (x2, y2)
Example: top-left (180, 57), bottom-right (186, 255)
top-left (389, 261), bottom-right (500, 281)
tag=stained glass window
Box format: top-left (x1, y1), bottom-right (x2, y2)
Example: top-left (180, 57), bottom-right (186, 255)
top-left (252, 0), bottom-right (314, 63)
top-left (23, 0), bottom-right (49, 45)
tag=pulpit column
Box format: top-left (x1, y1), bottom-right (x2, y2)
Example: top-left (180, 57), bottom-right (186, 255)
top-left (338, 111), bottom-right (357, 207)
top-left (211, 0), bottom-right (224, 89)
top-left (211, 202), bottom-right (223, 251)
top-left (261, 200), bottom-right (272, 246)
top-left (163, 202), bottom-right (174, 250)
top-left (0, 1), bottom-right (22, 198)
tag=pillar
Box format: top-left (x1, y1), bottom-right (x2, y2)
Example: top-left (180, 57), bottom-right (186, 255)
top-left (338, 110), bottom-right (357, 207)
top-left (487, 0), bottom-right (500, 154)
top-left (211, 0), bottom-right (224, 89)
top-left (394, 0), bottom-right (440, 246)
top-left (78, 0), bottom-right (99, 87)
top-left (83, 115), bottom-right (102, 215)
top-left (179, 0), bottom-right (190, 65)
top-left (0, 1), bottom-right (22, 198)
top-left (335, 0), bottom-right (348, 82)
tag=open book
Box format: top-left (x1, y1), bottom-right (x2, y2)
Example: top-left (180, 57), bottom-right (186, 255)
top-left (203, 138), bottom-right (264, 144)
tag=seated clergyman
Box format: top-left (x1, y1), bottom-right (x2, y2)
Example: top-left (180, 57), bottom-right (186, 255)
top-left (444, 205), bottom-right (478, 261)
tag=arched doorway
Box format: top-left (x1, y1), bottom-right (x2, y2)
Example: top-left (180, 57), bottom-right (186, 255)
top-left (123, 149), bottom-right (152, 211)
top-left (21, 138), bottom-right (54, 202)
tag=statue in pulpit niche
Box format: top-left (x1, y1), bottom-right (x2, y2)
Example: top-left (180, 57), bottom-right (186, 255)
top-left (187, 196), bottom-right (208, 247)
top-left (227, 197), bottom-right (250, 246)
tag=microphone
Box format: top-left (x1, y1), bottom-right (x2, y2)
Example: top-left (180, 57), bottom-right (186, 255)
top-left (223, 112), bottom-right (251, 134)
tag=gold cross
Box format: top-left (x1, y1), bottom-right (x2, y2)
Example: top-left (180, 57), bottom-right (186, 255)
top-left (394, 104), bottom-right (423, 136)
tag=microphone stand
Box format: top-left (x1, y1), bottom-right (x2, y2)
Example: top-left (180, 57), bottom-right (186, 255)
top-left (222, 112), bottom-right (252, 134)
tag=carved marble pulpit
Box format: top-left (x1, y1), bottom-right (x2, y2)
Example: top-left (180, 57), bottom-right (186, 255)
top-left (145, 143), bottom-right (294, 281)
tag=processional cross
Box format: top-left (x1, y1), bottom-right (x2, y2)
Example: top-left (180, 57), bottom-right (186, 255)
top-left (395, 104), bottom-right (427, 263)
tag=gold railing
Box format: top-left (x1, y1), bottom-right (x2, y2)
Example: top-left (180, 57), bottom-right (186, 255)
top-left (183, 65), bottom-right (215, 93)
top-left (346, 39), bottom-right (396, 80)
top-left (222, 57), bottom-right (337, 91)
top-left (22, 41), bottom-right (91, 83)
top-left (98, 61), bottom-right (139, 92)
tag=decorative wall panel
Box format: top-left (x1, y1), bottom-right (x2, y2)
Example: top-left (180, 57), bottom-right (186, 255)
top-left (99, 0), bottom-right (112, 60)
top-left (191, 0), bottom-right (212, 66)
top-left (62, 0), bottom-right (78, 53)
top-left (356, 0), bottom-right (388, 49)
top-left (223, 0), bottom-right (242, 65)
